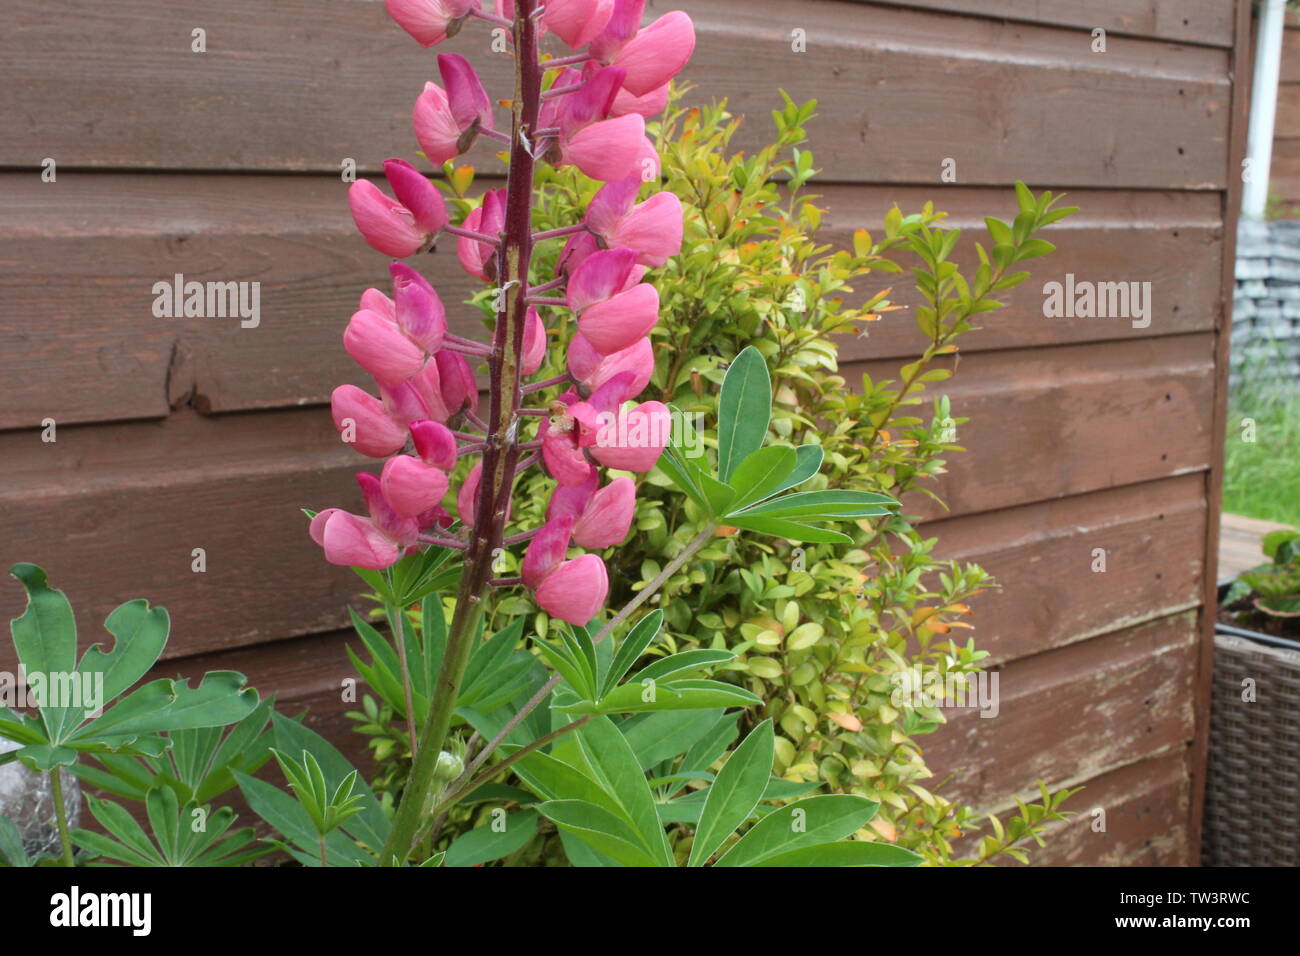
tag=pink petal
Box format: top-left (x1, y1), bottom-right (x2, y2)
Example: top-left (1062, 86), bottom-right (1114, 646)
top-left (572, 477), bottom-right (635, 548)
top-left (522, 306), bottom-right (548, 376)
top-left (522, 515), bottom-right (576, 588)
top-left (390, 263), bottom-right (447, 352)
top-left (331, 385), bottom-right (408, 458)
top-left (561, 114), bottom-right (651, 183)
top-left (410, 419), bottom-right (458, 469)
top-left (605, 191), bottom-right (683, 267)
top-left (343, 309), bottom-right (426, 386)
top-left (546, 470), bottom-right (599, 522)
top-left (577, 282), bottom-right (659, 355)
top-left (384, 0), bottom-right (478, 48)
top-left (591, 400), bottom-right (670, 471)
top-left (413, 82), bottom-right (462, 167)
top-left (320, 511), bottom-right (403, 570)
top-left (614, 11), bottom-right (695, 97)
top-left (535, 555), bottom-right (609, 625)
top-left (567, 247), bottom-right (639, 313)
top-left (381, 455), bottom-right (450, 518)
top-left (544, 0), bottom-right (615, 49)
top-left (384, 158), bottom-right (449, 235)
top-left (348, 180), bottom-right (426, 258)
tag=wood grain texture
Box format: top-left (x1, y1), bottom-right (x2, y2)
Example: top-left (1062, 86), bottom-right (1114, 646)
top-left (0, 408), bottom-right (366, 664)
top-left (925, 612), bottom-right (1198, 811)
top-left (869, 0), bottom-right (1234, 48)
top-left (0, 175), bottom-right (1223, 431)
top-left (849, 332), bottom-right (1218, 519)
top-left (925, 474), bottom-right (1206, 664)
top-left (1, 0), bottom-right (1230, 187)
top-left (957, 750), bottom-right (1193, 866)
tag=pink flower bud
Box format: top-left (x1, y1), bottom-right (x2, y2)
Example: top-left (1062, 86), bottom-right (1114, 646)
top-left (383, 159), bottom-right (449, 235)
top-left (543, 0), bottom-right (615, 49)
top-left (588, 181), bottom-right (682, 267)
top-left (535, 554), bottom-right (608, 625)
top-left (348, 180), bottom-right (426, 258)
top-left (568, 334), bottom-right (654, 401)
top-left (385, 0), bottom-right (478, 48)
top-left (381, 455), bottom-right (450, 518)
top-left (591, 400), bottom-right (670, 471)
top-left (434, 350), bottom-right (479, 415)
top-left (572, 477), bottom-right (635, 548)
top-left (413, 82), bottom-right (462, 167)
top-left (439, 53), bottom-right (494, 142)
top-left (522, 515), bottom-right (576, 587)
top-left (344, 309), bottom-right (426, 386)
top-left (457, 189), bottom-right (505, 282)
top-left (613, 12), bottom-right (695, 96)
top-left (560, 113), bottom-right (652, 183)
top-left (314, 510), bottom-right (404, 569)
top-left (332, 385), bottom-right (408, 457)
top-left (390, 263), bottom-right (447, 352)
top-left (410, 419), bottom-right (458, 469)
top-left (578, 282), bottom-right (659, 355)
top-left (522, 306), bottom-right (547, 376)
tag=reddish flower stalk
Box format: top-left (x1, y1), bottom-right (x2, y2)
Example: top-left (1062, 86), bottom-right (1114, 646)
top-left (320, 0), bottom-right (697, 863)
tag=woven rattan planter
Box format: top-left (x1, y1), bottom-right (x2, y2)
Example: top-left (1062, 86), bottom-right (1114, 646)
top-left (1202, 621), bottom-right (1300, 867)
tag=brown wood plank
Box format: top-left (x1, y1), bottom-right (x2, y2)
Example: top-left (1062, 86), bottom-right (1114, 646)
top-left (828, 187), bottom-right (1223, 364)
top-left (1, 175), bottom-right (1222, 429)
top-left (1267, 137), bottom-right (1300, 206)
top-left (1273, 84), bottom-right (1300, 138)
top-left (850, 333), bottom-right (1218, 519)
top-left (925, 613), bottom-right (1198, 811)
top-left (869, 0), bottom-right (1235, 48)
top-left (1, 0), bottom-right (1230, 187)
top-left (923, 474), bottom-right (1206, 664)
top-left (956, 750), bottom-right (1193, 866)
top-left (0, 408), bottom-right (365, 664)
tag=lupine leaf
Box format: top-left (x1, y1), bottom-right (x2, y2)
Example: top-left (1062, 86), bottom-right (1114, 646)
top-left (717, 347), bottom-right (772, 482)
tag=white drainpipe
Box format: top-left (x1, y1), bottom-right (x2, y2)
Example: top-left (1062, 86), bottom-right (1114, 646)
top-left (1244, 0), bottom-right (1289, 218)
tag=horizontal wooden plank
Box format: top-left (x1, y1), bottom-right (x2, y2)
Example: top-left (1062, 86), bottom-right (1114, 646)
top-left (871, 0), bottom-right (1235, 48)
top-left (0, 408), bottom-right (366, 665)
top-left (1274, 84), bottom-right (1300, 139)
top-left (1269, 137), bottom-right (1300, 206)
top-left (827, 186), bottom-right (1223, 363)
top-left (925, 612), bottom-right (1198, 811)
top-left (851, 332), bottom-right (1218, 518)
top-left (923, 474), bottom-right (1206, 663)
top-left (956, 750), bottom-right (1193, 865)
top-left (1284, 25), bottom-right (1300, 83)
top-left (1, 0), bottom-right (1231, 187)
top-left (0, 174), bottom-right (1223, 430)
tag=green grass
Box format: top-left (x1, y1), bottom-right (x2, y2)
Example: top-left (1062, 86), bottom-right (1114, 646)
top-left (1222, 351), bottom-right (1300, 529)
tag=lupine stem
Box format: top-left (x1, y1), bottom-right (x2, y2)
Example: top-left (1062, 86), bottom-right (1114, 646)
top-left (532, 224), bottom-right (586, 242)
top-left (523, 374), bottom-right (570, 393)
top-left (49, 768), bottom-right (75, 867)
top-left (379, 0), bottom-right (545, 866)
top-left (444, 223), bottom-right (502, 246)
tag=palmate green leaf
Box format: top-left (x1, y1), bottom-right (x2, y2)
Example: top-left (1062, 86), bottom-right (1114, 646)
top-left (726, 445), bottom-right (797, 514)
top-left (73, 671), bottom-right (258, 743)
top-left (270, 712), bottom-right (389, 855)
top-left (713, 794), bottom-right (880, 866)
top-left (567, 678), bottom-right (760, 715)
top-left (735, 489), bottom-right (899, 519)
top-left (77, 598), bottom-right (169, 725)
top-left (631, 649), bottom-right (735, 684)
top-left (727, 515), bottom-right (852, 544)
top-left (601, 610), bottom-right (664, 698)
top-left (688, 718), bottom-right (774, 866)
top-left (621, 708), bottom-right (725, 770)
top-left (717, 346), bottom-right (772, 482)
top-left (443, 808), bottom-right (539, 867)
top-left (751, 840), bottom-right (923, 867)
top-left (233, 772), bottom-right (372, 867)
top-left (8, 564), bottom-right (79, 742)
top-left (535, 800), bottom-right (662, 867)
top-left (574, 716), bottom-right (673, 865)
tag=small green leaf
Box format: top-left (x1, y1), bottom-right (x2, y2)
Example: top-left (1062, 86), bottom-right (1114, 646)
top-left (444, 809), bottom-right (539, 867)
top-left (726, 446), bottom-right (797, 513)
top-left (717, 347), bottom-right (773, 482)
